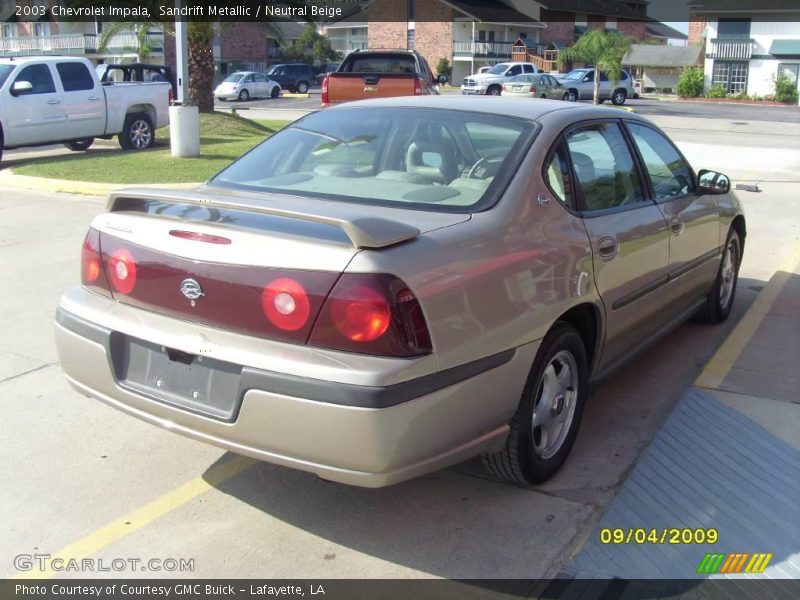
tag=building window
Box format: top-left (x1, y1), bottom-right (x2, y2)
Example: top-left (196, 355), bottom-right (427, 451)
top-left (717, 18), bottom-right (750, 39)
top-left (713, 60), bottom-right (748, 94)
top-left (34, 23), bottom-right (51, 37)
top-left (778, 63), bottom-right (799, 86)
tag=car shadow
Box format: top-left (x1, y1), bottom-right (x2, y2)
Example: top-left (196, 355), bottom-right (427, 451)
top-left (198, 276), bottom-right (766, 582)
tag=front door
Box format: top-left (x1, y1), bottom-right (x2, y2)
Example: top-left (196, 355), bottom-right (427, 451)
top-left (4, 63), bottom-right (65, 146)
top-left (625, 121), bottom-right (722, 315)
top-left (564, 121), bottom-right (670, 371)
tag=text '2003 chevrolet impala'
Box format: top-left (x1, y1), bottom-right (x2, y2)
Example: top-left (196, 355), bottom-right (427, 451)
top-left (55, 97), bottom-right (744, 487)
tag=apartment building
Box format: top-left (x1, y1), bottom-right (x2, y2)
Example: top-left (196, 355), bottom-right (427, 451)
top-left (688, 0), bottom-right (800, 97)
top-left (363, 0), bottom-right (684, 82)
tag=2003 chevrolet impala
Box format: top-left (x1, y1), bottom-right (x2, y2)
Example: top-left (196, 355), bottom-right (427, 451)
top-left (55, 97), bottom-right (744, 487)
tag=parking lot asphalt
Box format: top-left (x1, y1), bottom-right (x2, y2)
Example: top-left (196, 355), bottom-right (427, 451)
top-left (2, 104), bottom-right (799, 580)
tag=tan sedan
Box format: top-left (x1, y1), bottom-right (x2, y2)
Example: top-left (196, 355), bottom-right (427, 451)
top-left (502, 74), bottom-right (566, 99)
top-left (55, 97), bottom-right (744, 487)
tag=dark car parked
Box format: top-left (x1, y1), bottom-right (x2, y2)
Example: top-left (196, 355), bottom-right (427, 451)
top-left (265, 63), bottom-right (315, 93)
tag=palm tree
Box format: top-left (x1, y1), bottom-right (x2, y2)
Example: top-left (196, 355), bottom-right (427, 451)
top-left (558, 29), bottom-right (634, 105)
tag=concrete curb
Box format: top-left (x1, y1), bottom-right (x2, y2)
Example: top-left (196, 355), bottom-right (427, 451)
top-left (281, 93), bottom-right (311, 98)
top-left (0, 170), bottom-right (201, 197)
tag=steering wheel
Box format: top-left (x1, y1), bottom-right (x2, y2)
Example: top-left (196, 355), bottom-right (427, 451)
top-left (466, 155), bottom-right (504, 179)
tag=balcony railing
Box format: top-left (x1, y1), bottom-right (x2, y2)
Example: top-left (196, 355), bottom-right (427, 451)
top-left (708, 38), bottom-right (753, 60)
top-left (453, 41), bottom-right (513, 59)
top-left (0, 33), bottom-right (163, 56)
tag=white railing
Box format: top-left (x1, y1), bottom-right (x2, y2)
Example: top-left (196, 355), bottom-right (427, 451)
top-left (452, 41), bottom-right (513, 58)
top-left (709, 39), bottom-right (753, 60)
top-left (0, 33), bottom-right (163, 55)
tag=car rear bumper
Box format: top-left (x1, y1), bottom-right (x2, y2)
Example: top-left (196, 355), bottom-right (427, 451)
top-left (54, 290), bottom-right (536, 487)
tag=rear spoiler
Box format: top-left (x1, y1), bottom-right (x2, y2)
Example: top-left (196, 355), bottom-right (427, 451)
top-left (106, 188), bottom-right (421, 250)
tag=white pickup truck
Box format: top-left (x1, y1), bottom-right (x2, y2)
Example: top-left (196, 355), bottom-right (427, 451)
top-left (0, 56), bottom-right (170, 164)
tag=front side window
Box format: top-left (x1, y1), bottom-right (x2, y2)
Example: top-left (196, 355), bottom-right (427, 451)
top-left (13, 64), bottom-right (56, 95)
top-left (506, 65), bottom-right (523, 76)
top-left (56, 62), bottom-right (95, 92)
top-left (627, 123), bottom-right (694, 200)
top-left (212, 108), bottom-right (533, 212)
top-left (565, 122), bottom-right (645, 212)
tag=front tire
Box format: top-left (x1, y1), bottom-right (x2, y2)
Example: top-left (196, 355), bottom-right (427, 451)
top-left (566, 89), bottom-right (578, 102)
top-left (612, 89), bottom-right (627, 105)
top-left (487, 85), bottom-right (501, 96)
top-left (482, 323), bottom-right (588, 486)
top-left (64, 138), bottom-right (94, 151)
top-left (697, 229), bottom-right (741, 323)
top-left (118, 113), bottom-right (154, 151)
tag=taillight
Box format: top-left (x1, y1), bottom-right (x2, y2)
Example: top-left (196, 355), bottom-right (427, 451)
top-left (81, 228), bottom-right (111, 297)
top-left (310, 274), bottom-right (432, 357)
top-left (261, 277), bottom-right (311, 332)
top-left (530, 86), bottom-right (537, 94)
top-left (168, 87), bottom-right (175, 104)
top-left (414, 77), bottom-right (422, 95)
top-left (321, 75), bottom-right (329, 106)
top-left (107, 248), bottom-right (137, 295)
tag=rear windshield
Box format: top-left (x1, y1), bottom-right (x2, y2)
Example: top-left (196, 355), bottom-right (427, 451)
top-left (223, 73), bottom-right (244, 83)
top-left (211, 107), bottom-right (534, 213)
top-left (340, 54), bottom-right (417, 74)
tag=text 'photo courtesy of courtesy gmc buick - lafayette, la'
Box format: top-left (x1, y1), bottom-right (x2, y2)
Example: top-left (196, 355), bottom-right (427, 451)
top-left (0, 56), bottom-right (170, 164)
top-left (55, 97), bottom-right (745, 488)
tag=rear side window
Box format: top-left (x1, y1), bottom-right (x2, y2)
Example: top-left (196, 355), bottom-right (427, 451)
top-left (14, 64), bottom-right (56, 94)
top-left (56, 62), bottom-right (95, 92)
top-left (565, 122), bottom-right (645, 211)
top-left (543, 142), bottom-right (573, 209)
top-left (342, 54), bottom-right (417, 74)
top-left (627, 123), bottom-right (695, 200)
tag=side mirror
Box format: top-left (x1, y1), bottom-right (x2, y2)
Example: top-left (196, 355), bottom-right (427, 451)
top-left (11, 80), bottom-right (33, 96)
top-left (437, 74), bottom-right (449, 85)
top-left (698, 169), bottom-right (731, 194)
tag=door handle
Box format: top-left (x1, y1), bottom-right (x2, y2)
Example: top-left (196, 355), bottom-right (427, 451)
top-left (597, 236), bottom-right (618, 259)
top-left (88, 96), bottom-right (101, 101)
top-left (669, 218), bottom-right (684, 235)
top-left (46, 99), bottom-right (61, 105)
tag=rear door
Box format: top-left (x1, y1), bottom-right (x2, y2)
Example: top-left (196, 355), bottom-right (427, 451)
top-left (563, 120), bottom-right (670, 370)
top-left (625, 121), bottom-right (721, 315)
top-left (3, 63), bottom-right (65, 146)
top-left (55, 61), bottom-right (106, 139)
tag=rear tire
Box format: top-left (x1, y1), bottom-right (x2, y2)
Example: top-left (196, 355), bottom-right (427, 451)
top-left (697, 229), bottom-right (741, 323)
top-left (118, 113), bottom-right (154, 151)
top-left (270, 86), bottom-right (280, 99)
top-left (64, 138), bottom-right (94, 151)
top-left (612, 89), bottom-right (627, 105)
top-left (482, 322), bottom-right (588, 486)
top-left (296, 81), bottom-right (309, 94)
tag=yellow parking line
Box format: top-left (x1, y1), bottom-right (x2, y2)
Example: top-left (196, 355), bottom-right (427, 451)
top-left (695, 240), bottom-right (800, 390)
top-left (14, 455), bottom-right (255, 579)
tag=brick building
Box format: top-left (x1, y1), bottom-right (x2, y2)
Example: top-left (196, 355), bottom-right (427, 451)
top-left (362, 0), bottom-right (684, 83)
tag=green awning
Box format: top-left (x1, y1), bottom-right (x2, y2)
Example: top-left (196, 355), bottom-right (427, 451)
top-left (770, 39), bottom-right (800, 57)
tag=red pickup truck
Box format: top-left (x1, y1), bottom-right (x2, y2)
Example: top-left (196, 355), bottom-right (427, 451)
top-left (321, 49), bottom-right (440, 107)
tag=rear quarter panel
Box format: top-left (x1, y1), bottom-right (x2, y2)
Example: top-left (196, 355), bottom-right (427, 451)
top-left (103, 81), bottom-right (170, 133)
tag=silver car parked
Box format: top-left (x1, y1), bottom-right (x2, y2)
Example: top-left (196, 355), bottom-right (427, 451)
top-left (558, 68), bottom-right (636, 104)
top-left (55, 97), bottom-right (744, 487)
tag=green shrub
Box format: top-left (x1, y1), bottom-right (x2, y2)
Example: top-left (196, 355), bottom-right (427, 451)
top-left (676, 66), bottom-right (704, 97)
top-left (773, 72), bottom-right (799, 104)
top-left (730, 89), bottom-right (749, 100)
top-left (436, 57), bottom-right (453, 80)
top-left (705, 84), bottom-right (728, 98)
